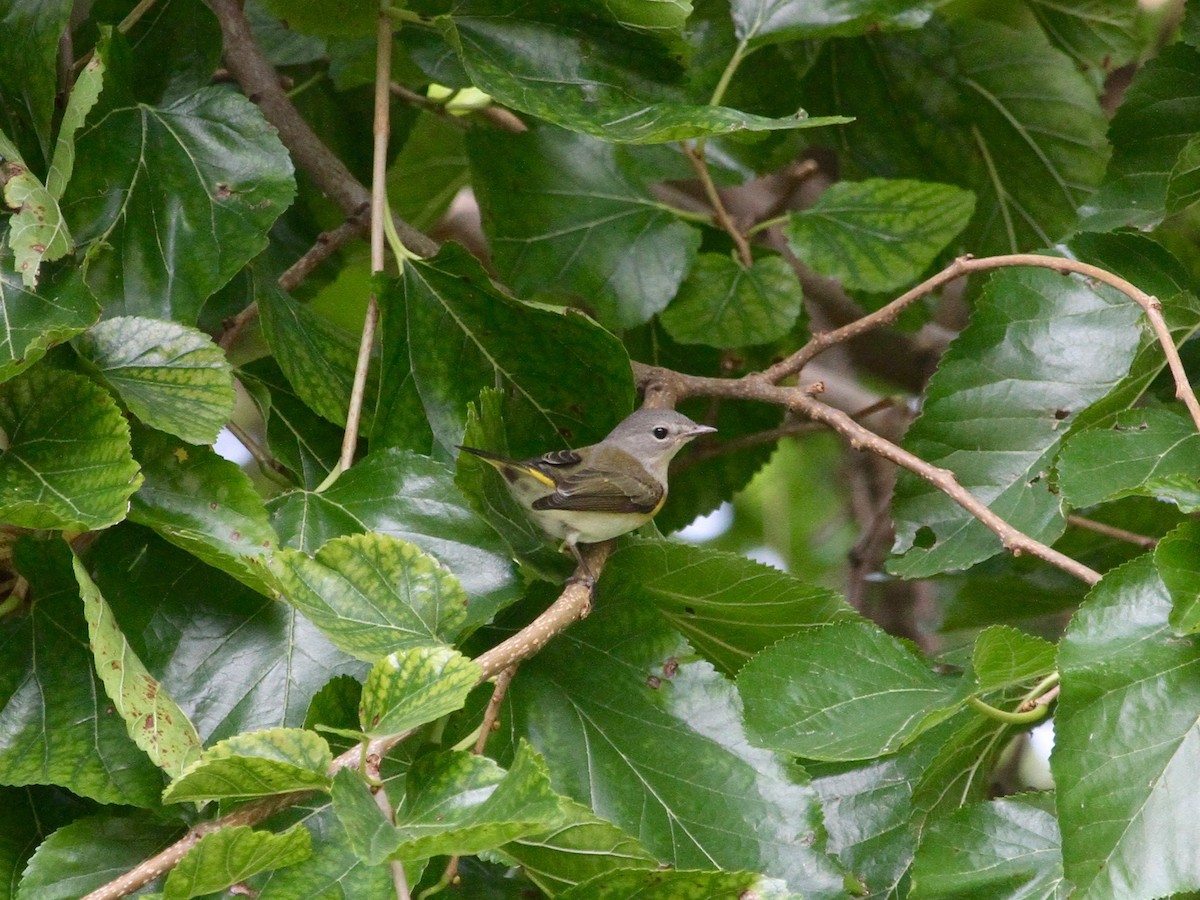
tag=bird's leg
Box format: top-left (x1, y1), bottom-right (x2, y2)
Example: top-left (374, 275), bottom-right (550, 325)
top-left (563, 538), bottom-right (596, 596)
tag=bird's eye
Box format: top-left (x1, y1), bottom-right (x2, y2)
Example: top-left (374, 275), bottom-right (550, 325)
top-left (653, 426), bottom-right (669, 440)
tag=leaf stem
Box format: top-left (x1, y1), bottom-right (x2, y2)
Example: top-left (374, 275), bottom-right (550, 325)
top-left (684, 143), bottom-right (753, 267)
top-left (710, 37), bottom-right (750, 108)
top-left (967, 694), bottom-right (1049, 725)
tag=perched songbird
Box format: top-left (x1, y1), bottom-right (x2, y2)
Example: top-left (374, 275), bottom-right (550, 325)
top-left (458, 408), bottom-right (716, 577)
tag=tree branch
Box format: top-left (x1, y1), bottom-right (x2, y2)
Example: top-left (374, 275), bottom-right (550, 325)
top-left (209, 0), bottom-right (437, 258)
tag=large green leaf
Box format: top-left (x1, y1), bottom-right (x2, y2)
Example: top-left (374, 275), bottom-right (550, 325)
top-left (17, 813), bottom-right (183, 900)
top-left (733, 0), bottom-right (932, 44)
top-left (267, 448), bottom-right (521, 627)
top-left (128, 426), bottom-right (278, 594)
top-left (659, 253), bottom-right (804, 348)
top-left (0, 538), bottom-right (163, 806)
top-left (967, 625), bottom-right (1056, 694)
top-left (497, 585), bottom-right (850, 898)
top-left (784, 178), bottom-right (975, 293)
top-left (359, 645), bottom-right (480, 737)
top-left (890, 266), bottom-right (1142, 578)
top-left (738, 621), bottom-right (961, 761)
top-left (0, 0), bottom-right (73, 157)
top-left (331, 742), bottom-right (563, 862)
top-left (494, 798), bottom-right (659, 895)
top-left (601, 540), bottom-right (857, 675)
top-left (1057, 407), bottom-right (1200, 514)
top-left (388, 113), bottom-right (469, 233)
top-left (0, 366), bottom-right (142, 530)
top-left (258, 283), bottom-right (374, 430)
top-left (440, 14), bottom-right (849, 143)
top-left (1026, 0), bottom-right (1141, 74)
top-left (62, 85), bottom-right (295, 322)
top-left (74, 316), bottom-right (234, 445)
top-left (85, 526), bottom-right (362, 744)
top-left (162, 825), bottom-right (311, 900)
top-left (0, 254), bottom-right (98, 384)
top-left (378, 241), bottom-right (636, 454)
top-left (269, 534), bottom-right (469, 662)
top-left (163, 728), bottom-right (332, 804)
top-left (910, 792), bottom-right (1068, 899)
top-left (468, 127), bottom-right (700, 332)
top-left (255, 806), bottom-right (398, 898)
top-left (561, 869), bottom-right (788, 899)
top-left (74, 554), bottom-right (204, 780)
top-left (801, 17), bottom-right (1108, 255)
top-left (1052, 555), bottom-right (1200, 899)
top-left (1080, 43), bottom-right (1200, 231)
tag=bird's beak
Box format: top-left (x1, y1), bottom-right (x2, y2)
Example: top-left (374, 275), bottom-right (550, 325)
top-left (690, 424), bottom-right (717, 437)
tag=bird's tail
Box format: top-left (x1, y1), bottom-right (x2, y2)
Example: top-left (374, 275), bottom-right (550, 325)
top-left (457, 445), bottom-right (554, 487)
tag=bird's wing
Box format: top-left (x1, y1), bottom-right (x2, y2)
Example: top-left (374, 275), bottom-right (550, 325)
top-left (458, 445), bottom-right (581, 489)
top-left (532, 448), bottom-right (663, 514)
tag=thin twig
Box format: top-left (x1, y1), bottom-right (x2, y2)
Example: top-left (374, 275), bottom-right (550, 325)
top-left (338, 10), bottom-right (392, 471)
top-left (1067, 514), bottom-right (1158, 549)
top-left (81, 544), bottom-right (609, 900)
top-left (225, 420), bottom-right (292, 488)
top-left (683, 144), bottom-right (753, 268)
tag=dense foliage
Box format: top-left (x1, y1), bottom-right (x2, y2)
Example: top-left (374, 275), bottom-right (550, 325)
top-left (1, 0), bottom-right (1198, 898)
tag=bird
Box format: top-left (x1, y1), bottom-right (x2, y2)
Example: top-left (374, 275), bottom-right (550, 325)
top-left (458, 408), bottom-right (716, 579)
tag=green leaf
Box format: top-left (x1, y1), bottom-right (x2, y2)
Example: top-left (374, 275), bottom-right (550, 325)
top-left (1080, 43), bottom-right (1200, 231)
top-left (1057, 407), bottom-right (1200, 513)
top-left (163, 727), bottom-right (332, 804)
top-left (45, 34), bottom-right (106, 199)
top-left (1166, 134), bottom-right (1200, 214)
top-left (602, 540), bottom-right (858, 675)
top-left (560, 869), bottom-right (787, 899)
top-left (602, 0), bottom-right (691, 34)
top-left (890, 266), bottom-right (1142, 578)
top-left (74, 553), bottom-right (204, 780)
top-left (1156, 521), bottom-right (1200, 634)
top-left (968, 625), bottom-right (1056, 693)
top-left (74, 316), bottom-right (234, 445)
top-left (0, 0), bottom-right (73, 156)
top-left (260, 0), bottom-right (376, 37)
top-left (85, 525), bottom-right (363, 744)
top-left (378, 241), bottom-right (636, 455)
top-left (389, 742), bottom-right (564, 859)
top-left (494, 797), bottom-right (659, 895)
top-left (0, 252), bottom-right (99, 384)
top-left (17, 813), bottom-right (183, 900)
top-left (733, 0), bottom-right (932, 44)
top-left (162, 825), bottom-right (311, 900)
top-left (1026, 0), bottom-right (1141, 74)
top-left (1052, 555), bottom-right (1200, 899)
top-left (440, 16), bottom-right (850, 144)
top-left (0, 132), bottom-right (71, 287)
top-left (0, 366), bottom-right (142, 530)
top-left (255, 806), bottom-right (399, 898)
top-left (910, 792), bottom-right (1068, 899)
top-left (738, 621), bottom-right (960, 761)
top-left (62, 85), bottom-right (295, 322)
top-left (498, 587), bottom-right (850, 897)
top-left (239, 356), bottom-right (342, 487)
top-left (127, 426), bottom-right (278, 594)
top-left (258, 282), bottom-right (374, 430)
top-left (468, 127), bottom-right (701, 332)
top-left (784, 178), bottom-right (975, 293)
top-left (0, 537), bottom-right (163, 806)
top-left (360, 645), bottom-right (480, 737)
top-left (659, 254), bottom-right (804, 348)
top-left (388, 113), bottom-right (469, 233)
top-left (328, 767), bottom-right (399, 866)
top-left (800, 17), bottom-right (1108, 255)
top-left (270, 533), bottom-right (470, 662)
top-left (268, 448), bottom-right (520, 627)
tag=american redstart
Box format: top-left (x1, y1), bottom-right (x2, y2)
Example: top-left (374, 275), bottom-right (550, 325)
top-left (458, 408), bottom-right (716, 577)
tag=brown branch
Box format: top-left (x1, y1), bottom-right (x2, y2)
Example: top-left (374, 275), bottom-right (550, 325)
top-left (209, 0), bottom-right (437, 258)
top-left (82, 544), bottom-right (608, 899)
top-left (684, 144), bottom-right (753, 268)
top-left (634, 362), bottom-right (1102, 585)
top-left (1067, 514), bottom-right (1158, 549)
top-left (767, 254), bottom-right (1200, 435)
